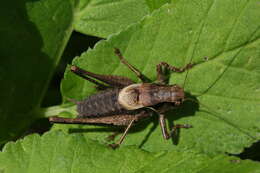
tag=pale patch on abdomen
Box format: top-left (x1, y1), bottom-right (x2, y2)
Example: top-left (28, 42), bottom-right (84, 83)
top-left (118, 84), bottom-right (144, 110)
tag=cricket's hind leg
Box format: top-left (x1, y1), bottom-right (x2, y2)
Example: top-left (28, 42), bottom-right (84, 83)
top-left (49, 115), bottom-right (135, 148)
top-left (70, 66), bottom-right (109, 90)
top-left (114, 48), bottom-right (151, 83)
top-left (156, 62), bottom-right (194, 84)
top-left (70, 65), bottom-right (134, 89)
top-left (49, 111), bottom-right (151, 148)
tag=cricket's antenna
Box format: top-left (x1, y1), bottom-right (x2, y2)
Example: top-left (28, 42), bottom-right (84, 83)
top-left (182, 61), bottom-right (196, 89)
top-left (180, 62), bottom-right (195, 90)
top-left (182, 53), bottom-right (201, 89)
top-left (182, 68), bottom-right (190, 89)
top-left (183, 98), bottom-right (256, 140)
top-left (182, 55), bottom-right (194, 89)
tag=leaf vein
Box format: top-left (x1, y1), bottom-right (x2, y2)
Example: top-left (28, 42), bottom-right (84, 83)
top-left (223, 0), bottom-right (250, 51)
top-left (183, 0), bottom-right (216, 87)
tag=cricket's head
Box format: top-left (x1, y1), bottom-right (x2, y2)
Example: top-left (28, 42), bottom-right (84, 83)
top-left (167, 84), bottom-right (185, 105)
top-left (118, 83), bottom-right (185, 110)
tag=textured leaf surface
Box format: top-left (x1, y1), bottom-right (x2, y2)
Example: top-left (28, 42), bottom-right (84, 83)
top-left (0, 0), bottom-right (74, 145)
top-left (145, 0), bottom-right (171, 11)
top-left (138, 151), bottom-right (260, 173)
top-left (74, 0), bottom-right (167, 38)
top-left (1, 131), bottom-right (260, 173)
top-left (0, 131), bottom-right (155, 173)
top-left (60, 0), bottom-right (260, 155)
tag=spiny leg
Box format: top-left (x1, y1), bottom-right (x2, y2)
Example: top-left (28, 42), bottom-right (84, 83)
top-left (50, 111), bottom-right (151, 148)
top-left (159, 113), bottom-right (192, 140)
top-left (106, 110), bottom-right (151, 142)
top-left (109, 118), bottom-right (135, 149)
top-left (171, 124), bottom-right (192, 135)
top-left (71, 65), bottom-right (134, 88)
top-left (114, 48), bottom-right (150, 83)
top-left (156, 62), bottom-right (194, 84)
top-left (49, 113), bottom-right (146, 125)
top-left (49, 116), bottom-right (106, 124)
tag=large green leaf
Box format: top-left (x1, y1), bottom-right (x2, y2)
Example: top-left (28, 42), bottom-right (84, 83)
top-left (58, 0), bottom-right (260, 155)
top-left (74, 0), bottom-right (173, 38)
top-left (1, 131), bottom-right (260, 173)
top-left (0, 0), bottom-right (75, 145)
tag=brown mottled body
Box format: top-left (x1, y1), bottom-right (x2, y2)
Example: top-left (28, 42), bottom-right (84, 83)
top-left (135, 83), bottom-right (184, 107)
top-left (118, 83), bottom-right (184, 110)
top-left (75, 83), bottom-right (184, 118)
top-left (76, 88), bottom-right (132, 117)
top-left (49, 48), bottom-right (194, 148)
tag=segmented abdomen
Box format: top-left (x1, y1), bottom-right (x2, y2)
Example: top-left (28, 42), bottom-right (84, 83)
top-left (76, 89), bottom-right (132, 117)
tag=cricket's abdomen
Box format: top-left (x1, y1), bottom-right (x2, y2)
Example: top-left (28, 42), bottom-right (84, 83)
top-left (76, 89), bottom-right (131, 117)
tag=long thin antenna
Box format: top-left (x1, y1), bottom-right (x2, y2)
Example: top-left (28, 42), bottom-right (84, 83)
top-left (182, 68), bottom-right (190, 89)
top-left (182, 54), bottom-right (194, 89)
top-left (182, 61), bottom-right (198, 89)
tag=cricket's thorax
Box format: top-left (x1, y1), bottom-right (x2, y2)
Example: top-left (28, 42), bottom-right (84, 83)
top-left (77, 88), bottom-right (134, 117)
top-left (118, 83), bottom-right (184, 110)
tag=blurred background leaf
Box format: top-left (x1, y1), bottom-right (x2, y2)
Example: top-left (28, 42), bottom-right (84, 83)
top-left (0, 0), bottom-right (75, 146)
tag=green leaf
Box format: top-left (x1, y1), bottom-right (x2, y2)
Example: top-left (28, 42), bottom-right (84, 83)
top-left (74, 0), bottom-right (151, 38)
top-left (138, 151), bottom-right (260, 173)
top-left (145, 0), bottom-right (171, 11)
top-left (59, 0), bottom-right (260, 155)
top-left (0, 131), bottom-right (259, 173)
top-left (73, 0), bottom-right (175, 38)
top-left (0, 0), bottom-right (75, 145)
top-left (0, 131), bottom-right (156, 173)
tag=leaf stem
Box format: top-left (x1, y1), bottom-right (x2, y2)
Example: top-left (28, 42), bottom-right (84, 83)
top-left (37, 104), bottom-right (77, 118)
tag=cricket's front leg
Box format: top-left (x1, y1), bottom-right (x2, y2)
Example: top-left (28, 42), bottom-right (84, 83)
top-left (159, 113), bottom-right (192, 140)
top-left (159, 113), bottom-right (171, 139)
top-left (156, 62), bottom-right (194, 84)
